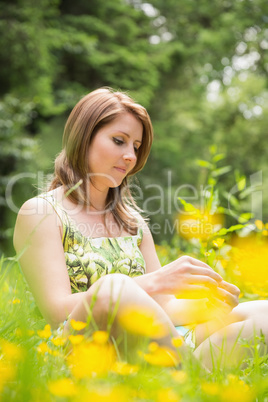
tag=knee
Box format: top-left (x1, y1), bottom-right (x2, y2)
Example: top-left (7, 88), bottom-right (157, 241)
top-left (86, 274), bottom-right (137, 313)
top-left (233, 300), bottom-right (268, 321)
top-left (98, 273), bottom-right (135, 292)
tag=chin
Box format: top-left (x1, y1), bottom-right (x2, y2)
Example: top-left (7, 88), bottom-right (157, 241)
top-left (109, 181), bottom-right (122, 189)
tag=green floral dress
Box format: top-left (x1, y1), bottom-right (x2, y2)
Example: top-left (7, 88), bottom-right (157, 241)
top-left (39, 193), bottom-right (146, 293)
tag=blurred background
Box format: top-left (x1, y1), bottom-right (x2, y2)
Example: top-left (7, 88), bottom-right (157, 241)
top-left (0, 0), bottom-right (267, 255)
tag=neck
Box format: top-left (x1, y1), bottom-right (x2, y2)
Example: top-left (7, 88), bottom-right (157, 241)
top-left (87, 181), bottom-right (110, 212)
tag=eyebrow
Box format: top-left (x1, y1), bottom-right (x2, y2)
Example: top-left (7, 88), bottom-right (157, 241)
top-left (117, 131), bottom-right (142, 144)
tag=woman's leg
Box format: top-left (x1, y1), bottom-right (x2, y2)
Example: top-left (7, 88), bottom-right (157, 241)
top-left (195, 300), bottom-right (268, 346)
top-left (64, 273), bottom-right (181, 350)
top-left (194, 309), bottom-right (268, 370)
top-left (230, 300), bottom-right (268, 320)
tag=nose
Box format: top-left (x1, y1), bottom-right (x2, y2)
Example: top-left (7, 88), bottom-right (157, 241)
top-left (123, 147), bottom-right (137, 164)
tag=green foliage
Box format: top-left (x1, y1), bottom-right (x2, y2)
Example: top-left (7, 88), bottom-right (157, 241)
top-left (1, 231), bottom-right (268, 399)
top-left (138, 0), bottom-right (268, 241)
top-left (0, 0), bottom-right (60, 114)
top-left (1, 1), bottom-right (268, 397)
top-left (158, 149), bottom-right (255, 267)
top-left (1, 0), bottom-right (268, 250)
top-left (0, 95), bottom-right (38, 253)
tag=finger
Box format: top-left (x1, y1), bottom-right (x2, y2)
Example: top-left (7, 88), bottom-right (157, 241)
top-left (215, 287), bottom-right (239, 308)
top-left (175, 284), bottom-right (219, 299)
top-left (188, 257), bottom-right (217, 271)
top-left (189, 265), bottom-right (223, 283)
top-left (187, 274), bottom-right (220, 288)
top-left (218, 280), bottom-right (240, 296)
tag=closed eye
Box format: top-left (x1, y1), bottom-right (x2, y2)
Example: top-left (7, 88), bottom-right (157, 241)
top-left (113, 137), bottom-right (124, 146)
top-left (113, 137), bottom-right (140, 154)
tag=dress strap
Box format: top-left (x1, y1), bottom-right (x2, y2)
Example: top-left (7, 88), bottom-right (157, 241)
top-left (37, 193), bottom-right (71, 240)
top-left (137, 227), bottom-right (143, 246)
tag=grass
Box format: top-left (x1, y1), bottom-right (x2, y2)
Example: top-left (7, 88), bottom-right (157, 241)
top-left (2, 152), bottom-right (268, 400)
top-left (1, 246), bottom-right (268, 402)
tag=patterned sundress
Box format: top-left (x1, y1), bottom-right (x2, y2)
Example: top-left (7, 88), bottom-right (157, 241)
top-left (38, 193), bottom-right (146, 293)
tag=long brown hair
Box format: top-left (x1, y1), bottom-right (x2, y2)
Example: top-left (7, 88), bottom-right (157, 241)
top-left (49, 87), bottom-right (153, 234)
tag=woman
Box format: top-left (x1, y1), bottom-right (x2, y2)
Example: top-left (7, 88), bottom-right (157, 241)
top-left (13, 88), bottom-right (268, 369)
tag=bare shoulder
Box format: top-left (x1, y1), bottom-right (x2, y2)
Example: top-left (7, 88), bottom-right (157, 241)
top-left (135, 214), bottom-right (152, 241)
top-left (13, 194), bottom-right (73, 327)
top-left (15, 195), bottom-right (57, 228)
top-left (127, 207), bottom-right (150, 236)
top-left (137, 218), bottom-right (161, 272)
top-left (18, 196), bottom-right (49, 214)
top-left (136, 215), bottom-right (155, 249)
top-left (13, 196), bottom-right (61, 253)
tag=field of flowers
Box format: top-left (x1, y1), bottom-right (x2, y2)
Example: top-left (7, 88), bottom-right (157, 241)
top-left (1, 228), bottom-right (268, 402)
top-left (1, 155), bottom-right (268, 401)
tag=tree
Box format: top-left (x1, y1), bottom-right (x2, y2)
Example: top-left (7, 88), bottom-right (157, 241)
top-left (137, 0), bottom-right (268, 241)
top-left (0, 0), bottom-right (267, 249)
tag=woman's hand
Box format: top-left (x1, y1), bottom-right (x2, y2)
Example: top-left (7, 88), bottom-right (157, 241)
top-left (157, 255), bottom-right (222, 294)
top-left (138, 227), bottom-right (240, 314)
top-left (213, 280), bottom-right (240, 311)
top-left (155, 256), bottom-right (240, 310)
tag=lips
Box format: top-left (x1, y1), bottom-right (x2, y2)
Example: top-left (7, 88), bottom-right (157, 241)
top-left (114, 166), bottom-right (127, 174)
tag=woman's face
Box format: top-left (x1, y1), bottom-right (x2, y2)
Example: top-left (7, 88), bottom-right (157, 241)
top-left (88, 113), bottom-right (143, 191)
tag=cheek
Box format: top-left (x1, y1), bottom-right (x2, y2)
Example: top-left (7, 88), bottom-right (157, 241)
top-left (88, 143), bottom-right (114, 171)
top-left (133, 152), bottom-right (139, 167)
top-left (97, 139), bottom-right (114, 157)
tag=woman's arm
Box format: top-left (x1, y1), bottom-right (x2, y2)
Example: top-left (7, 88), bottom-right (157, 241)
top-left (136, 222), bottom-right (223, 295)
top-left (135, 222), bottom-right (240, 326)
top-left (13, 197), bottom-right (87, 328)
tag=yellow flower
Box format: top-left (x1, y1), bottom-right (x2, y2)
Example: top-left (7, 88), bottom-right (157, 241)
top-left (77, 386), bottom-right (129, 402)
top-left (92, 331), bottom-right (109, 344)
top-left (130, 389), bottom-right (148, 400)
top-left (0, 340), bottom-right (24, 362)
top-left (157, 388), bottom-right (181, 402)
top-left (118, 306), bottom-right (169, 338)
top-left (171, 337), bottom-right (184, 348)
top-left (220, 258), bottom-right (228, 269)
top-left (226, 374), bottom-right (239, 383)
top-left (12, 298), bottom-right (21, 304)
top-left (171, 370), bottom-right (188, 384)
top-left (37, 324), bottom-right (52, 339)
top-left (175, 289), bottom-right (229, 324)
top-left (51, 336), bottom-right (67, 346)
top-left (255, 219), bottom-right (264, 230)
top-left (177, 210), bottom-right (224, 241)
top-left (212, 238), bottom-right (225, 248)
top-left (141, 342), bottom-right (179, 367)
top-left (67, 339), bottom-right (116, 378)
top-left (0, 360), bottom-right (16, 382)
top-left (37, 342), bottom-right (50, 354)
top-left (226, 235), bottom-right (268, 296)
top-left (70, 319), bottom-right (87, 331)
top-left (220, 382), bottom-right (255, 402)
top-left (148, 341), bottom-right (159, 352)
top-left (201, 382), bottom-right (220, 396)
top-left (203, 251), bottom-right (211, 257)
top-left (68, 334), bottom-right (84, 345)
top-left (48, 349), bottom-right (61, 357)
top-left (0, 360), bottom-right (17, 393)
top-left (48, 378), bottom-right (77, 397)
top-left (111, 361), bottom-right (139, 375)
